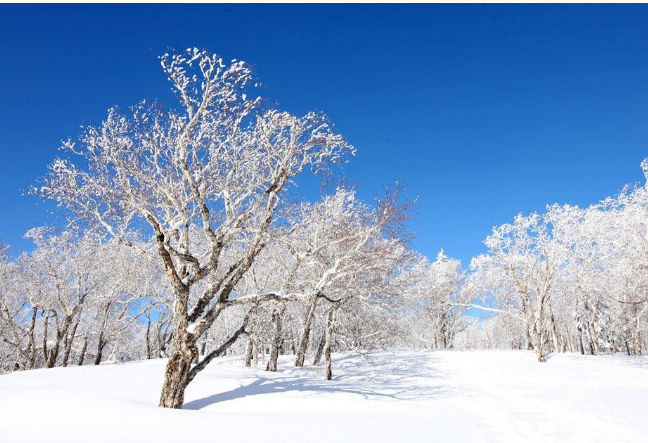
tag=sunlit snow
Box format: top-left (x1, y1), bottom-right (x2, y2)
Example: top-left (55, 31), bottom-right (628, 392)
top-left (1, 350), bottom-right (647, 443)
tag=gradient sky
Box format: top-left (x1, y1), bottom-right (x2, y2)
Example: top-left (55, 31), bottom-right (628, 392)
top-left (1, 4), bottom-right (647, 267)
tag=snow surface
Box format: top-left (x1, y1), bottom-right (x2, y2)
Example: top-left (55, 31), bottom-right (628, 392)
top-left (1, 350), bottom-right (648, 443)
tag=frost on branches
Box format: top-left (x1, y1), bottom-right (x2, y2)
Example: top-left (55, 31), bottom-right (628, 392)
top-left (31, 48), bottom-right (405, 408)
top-left (458, 166), bottom-right (648, 360)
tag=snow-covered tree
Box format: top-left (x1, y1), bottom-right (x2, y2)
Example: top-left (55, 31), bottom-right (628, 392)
top-left (470, 212), bottom-right (561, 362)
top-left (35, 48), bottom-right (352, 408)
top-left (404, 251), bottom-right (468, 348)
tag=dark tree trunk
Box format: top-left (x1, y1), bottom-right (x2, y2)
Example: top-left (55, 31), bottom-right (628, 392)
top-left (158, 292), bottom-right (240, 408)
top-left (78, 336), bottom-right (88, 366)
top-left (158, 342), bottom-right (195, 409)
top-left (43, 312), bottom-right (50, 364)
top-left (62, 315), bottom-right (81, 367)
top-left (625, 340), bottom-right (631, 356)
top-left (159, 286), bottom-right (196, 409)
top-left (94, 337), bottom-right (106, 365)
top-left (146, 316), bottom-right (152, 359)
top-left (46, 323), bottom-right (64, 369)
top-left (577, 325), bottom-right (586, 355)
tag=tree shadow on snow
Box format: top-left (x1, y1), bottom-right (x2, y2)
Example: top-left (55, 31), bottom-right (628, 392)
top-left (183, 350), bottom-right (458, 410)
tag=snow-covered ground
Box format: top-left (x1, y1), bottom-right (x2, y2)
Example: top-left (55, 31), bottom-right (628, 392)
top-left (1, 350), bottom-right (647, 443)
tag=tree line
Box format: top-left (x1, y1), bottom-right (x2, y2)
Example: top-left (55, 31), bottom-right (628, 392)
top-left (457, 169), bottom-right (648, 360)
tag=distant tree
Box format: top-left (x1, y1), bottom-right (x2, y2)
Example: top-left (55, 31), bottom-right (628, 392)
top-left (470, 213), bottom-right (560, 362)
top-left (406, 251), bottom-right (466, 349)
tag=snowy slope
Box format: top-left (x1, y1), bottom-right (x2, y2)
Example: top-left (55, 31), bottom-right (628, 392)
top-left (1, 350), bottom-right (647, 443)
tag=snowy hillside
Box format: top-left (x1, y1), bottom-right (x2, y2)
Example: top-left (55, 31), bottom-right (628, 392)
top-left (1, 350), bottom-right (647, 443)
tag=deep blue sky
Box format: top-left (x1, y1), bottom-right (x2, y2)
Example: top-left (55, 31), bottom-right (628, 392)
top-left (1, 4), bottom-right (647, 266)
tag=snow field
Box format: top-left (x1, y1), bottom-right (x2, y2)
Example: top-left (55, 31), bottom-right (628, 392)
top-left (1, 350), bottom-right (647, 443)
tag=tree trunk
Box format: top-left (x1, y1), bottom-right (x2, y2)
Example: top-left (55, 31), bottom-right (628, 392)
top-left (158, 344), bottom-right (195, 409)
top-left (43, 311), bottom-right (50, 363)
top-left (146, 316), bottom-right (152, 360)
top-left (78, 336), bottom-right (88, 366)
top-left (524, 325), bottom-right (533, 350)
top-left (94, 337), bottom-right (106, 365)
top-left (550, 311), bottom-right (560, 353)
top-left (158, 328), bottom-right (196, 409)
top-left (23, 307), bottom-right (38, 369)
top-left (536, 338), bottom-right (546, 362)
top-left (266, 306), bottom-right (284, 372)
top-left (62, 315), bottom-right (81, 367)
top-left (312, 331), bottom-right (326, 366)
top-left (587, 318), bottom-right (601, 355)
top-left (632, 317), bottom-right (642, 356)
top-left (531, 316), bottom-right (546, 363)
top-left (295, 296), bottom-right (318, 367)
top-left (252, 343), bottom-right (259, 367)
top-left (577, 324), bottom-right (586, 355)
top-left (47, 327), bottom-right (62, 369)
top-left (159, 288), bottom-right (195, 409)
top-left (244, 337), bottom-right (254, 367)
top-left (536, 322), bottom-right (547, 363)
top-left (324, 309), bottom-right (336, 380)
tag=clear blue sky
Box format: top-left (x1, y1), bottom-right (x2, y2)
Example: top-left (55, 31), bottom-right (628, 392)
top-left (1, 4), bottom-right (647, 267)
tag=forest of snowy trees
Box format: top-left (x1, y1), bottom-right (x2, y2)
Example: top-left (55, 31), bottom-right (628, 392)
top-left (1, 49), bottom-right (647, 409)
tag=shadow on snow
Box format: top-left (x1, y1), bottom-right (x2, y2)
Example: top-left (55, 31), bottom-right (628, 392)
top-left (183, 350), bottom-right (458, 410)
